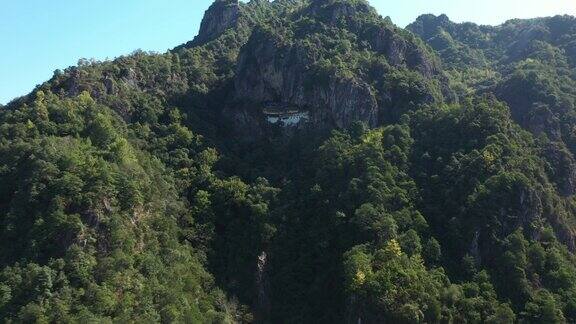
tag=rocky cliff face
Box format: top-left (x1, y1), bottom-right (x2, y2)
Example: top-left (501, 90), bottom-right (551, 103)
top-left (192, 0), bottom-right (240, 45)
top-left (234, 30), bottom-right (378, 129)
top-left (366, 26), bottom-right (438, 78)
top-left (306, 0), bottom-right (441, 77)
top-left (231, 0), bottom-right (446, 131)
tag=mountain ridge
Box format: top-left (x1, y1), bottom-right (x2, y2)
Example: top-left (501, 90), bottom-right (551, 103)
top-left (2, 1), bottom-right (576, 323)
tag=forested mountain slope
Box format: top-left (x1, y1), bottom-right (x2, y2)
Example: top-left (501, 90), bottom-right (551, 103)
top-left (2, 0), bottom-right (576, 323)
top-left (409, 15), bottom-right (576, 197)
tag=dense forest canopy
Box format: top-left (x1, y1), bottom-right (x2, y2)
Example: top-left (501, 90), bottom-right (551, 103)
top-left (2, 0), bottom-right (576, 323)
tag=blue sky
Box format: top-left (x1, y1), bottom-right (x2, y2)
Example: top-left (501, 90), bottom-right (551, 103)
top-left (1, 0), bottom-right (575, 104)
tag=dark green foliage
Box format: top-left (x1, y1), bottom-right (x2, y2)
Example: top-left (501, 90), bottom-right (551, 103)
top-left (2, 1), bottom-right (576, 323)
top-left (0, 91), bottom-right (253, 322)
top-left (409, 15), bottom-right (576, 157)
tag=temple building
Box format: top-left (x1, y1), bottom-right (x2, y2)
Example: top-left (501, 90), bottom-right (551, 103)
top-left (263, 103), bottom-right (309, 126)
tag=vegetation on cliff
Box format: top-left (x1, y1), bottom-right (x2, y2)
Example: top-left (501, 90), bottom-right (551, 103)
top-left (2, 0), bottom-right (576, 323)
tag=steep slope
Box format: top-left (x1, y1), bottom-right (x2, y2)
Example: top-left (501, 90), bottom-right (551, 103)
top-left (22, 0), bottom-right (450, 134)
top-left (2, 1), bottom-right (576, 323)
top-left (0, 92), bottom-right (244, 322)
top-left (409, 14), bottom-right (576, 198)
top-left (231, 0), bottom-right (452, 131)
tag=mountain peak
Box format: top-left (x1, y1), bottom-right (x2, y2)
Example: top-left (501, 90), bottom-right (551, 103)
top-left (4, 4), bottom-right (576, 323)
top-left (192, 0), bottom-right (241, 45)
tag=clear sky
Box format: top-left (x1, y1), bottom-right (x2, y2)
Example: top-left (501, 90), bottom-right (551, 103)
top-left (1, 0), bottom-right (575, 105)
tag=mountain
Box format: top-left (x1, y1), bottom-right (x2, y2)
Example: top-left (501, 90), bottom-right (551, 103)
top-left (2, 0), bottom-right (576, 322)
top-left (409, 15), bottom-right (576, 196)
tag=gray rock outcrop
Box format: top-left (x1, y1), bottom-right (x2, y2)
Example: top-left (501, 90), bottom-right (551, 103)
top-left (234, 30), bottom-right (378, 129)
top-left (193, 0), bottom-right (240, 45)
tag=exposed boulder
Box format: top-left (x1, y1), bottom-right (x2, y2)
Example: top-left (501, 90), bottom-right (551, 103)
top-left (103, 75), bottom-right (115, 95)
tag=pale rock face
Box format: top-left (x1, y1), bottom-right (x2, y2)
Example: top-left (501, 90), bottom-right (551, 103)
top-left (230, 0), bottom-right (444, 131)
top-left (234, 31), bottom-right (379, 129)
top-left (193, 0), bottom-right (240, 45)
